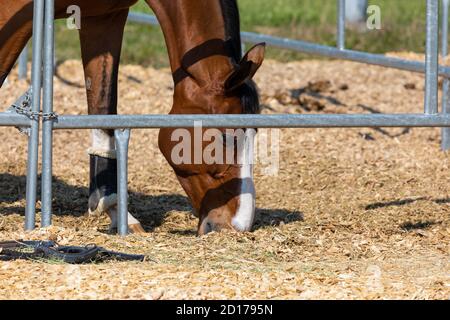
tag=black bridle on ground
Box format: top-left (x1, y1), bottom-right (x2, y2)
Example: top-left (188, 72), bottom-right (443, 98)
top-left (0, 240), bottom-right (145, 264)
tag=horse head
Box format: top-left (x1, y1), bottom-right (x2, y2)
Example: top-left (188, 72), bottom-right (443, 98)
top-left (159, 43), bottom-right (265, 235)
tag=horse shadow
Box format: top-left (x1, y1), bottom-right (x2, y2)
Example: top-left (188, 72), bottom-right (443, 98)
top-left (0, 173), bottom-right (303, 233)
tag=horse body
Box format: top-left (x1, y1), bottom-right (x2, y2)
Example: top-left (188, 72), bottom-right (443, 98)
top-left (0, 0), bottom-right (265, 235)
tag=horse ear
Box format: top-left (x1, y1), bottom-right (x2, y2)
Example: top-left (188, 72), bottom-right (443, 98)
top-left (225, 43), bottom-right (266, 93)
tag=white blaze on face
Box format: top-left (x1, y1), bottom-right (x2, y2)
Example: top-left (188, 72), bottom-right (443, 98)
top-left (232, 129), bottom-right (256, 232)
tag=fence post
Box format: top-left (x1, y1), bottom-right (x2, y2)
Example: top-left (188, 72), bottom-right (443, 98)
top-left (442, 0), bottom-right (450, 150)
top-left (25, 0), bottom-right (45, 231)
top-left (18, 45), bottom-right (28, 80)
top-left (425, 0), bottom-right (439, 115)
top-left (115, 129), bottom-right (131, 236)
top-left (241, 42), bottom-right (246, 58)
top-left (337, 0), bottom-right (346, 50)
top-left (41, 0), bottom-right (55, 227)
top-left (345, 0), bottom-right (368, 25)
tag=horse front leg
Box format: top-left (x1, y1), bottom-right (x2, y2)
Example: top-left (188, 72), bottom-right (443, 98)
top-left (79, 9), bottom-right (144, 233)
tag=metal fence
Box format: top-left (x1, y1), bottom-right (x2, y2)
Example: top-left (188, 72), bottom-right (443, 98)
top-left (5, 0), bottom-right (450, 235)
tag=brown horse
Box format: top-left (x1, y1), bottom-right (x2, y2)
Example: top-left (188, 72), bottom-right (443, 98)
top-left (0, 0), bottom-right (265, 235)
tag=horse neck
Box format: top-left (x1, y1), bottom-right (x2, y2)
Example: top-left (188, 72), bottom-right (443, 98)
top-left (146, 0), bottom-right (237, 86)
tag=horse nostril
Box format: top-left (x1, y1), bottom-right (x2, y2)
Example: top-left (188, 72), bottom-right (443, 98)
top-left (205, 221), bottom-right (214, 233)
top-left (199, 219), bottom-right (216, 235)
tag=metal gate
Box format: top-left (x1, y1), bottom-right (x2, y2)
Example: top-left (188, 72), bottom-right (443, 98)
top-left (5, 0), bottom-right (450, 235)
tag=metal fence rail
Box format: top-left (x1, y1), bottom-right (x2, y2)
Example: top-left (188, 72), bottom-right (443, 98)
top-left (6, 0), bottom-right (450, 235)
top-left (19, 8), bottom-right (450, 82)
top-left (53, 114), bottom-right (450, 129)
top-left (128, 11), bottom-right (450, 78)
top-left (442, 0), bottom-right (450, 149)
top-left (0, 113), bottom-right (31, 127)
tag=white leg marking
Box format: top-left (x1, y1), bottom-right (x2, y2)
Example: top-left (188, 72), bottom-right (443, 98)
top-left (127, 211), bottom-right (140, 225)
top-left (88, 194), bottom-right (117, 216)
top-left (88, 129), bottom-right (117, 158)
top-left (92, 129), bottom-right (115, 151)
top-left (232, 129), bottom-right (256, 231)
top-left (107, 208), bottom-right (141, 230)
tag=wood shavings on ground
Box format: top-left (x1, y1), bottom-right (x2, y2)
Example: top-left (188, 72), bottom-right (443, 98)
top-left (0, 53), bottom-right (448, 299)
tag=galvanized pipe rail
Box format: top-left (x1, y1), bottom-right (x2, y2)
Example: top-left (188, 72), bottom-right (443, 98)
top-left (425, 0), bottom-right (440, 115)
top-left (53, 114), bottom-right (450, 129)
top-left (41, 0), bottom-right (55, 228)
top-left (442, 0), bottom-right (450, 149)
top-left (0, 113), bottom-right (31, 127)
top-left (127, 10), bottom-right (450, 79)
top-left (12, 0), bottom-right (449, 235)
top-left (0, 1), bottom-right (42, 231)
top-left (24, 0), bottom-right (48, 230)
top-left (337, 0), bottom-right (346, 50)
top-left (18, 5), bottom-right (450, 81)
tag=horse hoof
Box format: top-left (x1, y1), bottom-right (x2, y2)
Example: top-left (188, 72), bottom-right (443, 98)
top-left (129, 223), bottom-right (146, 234)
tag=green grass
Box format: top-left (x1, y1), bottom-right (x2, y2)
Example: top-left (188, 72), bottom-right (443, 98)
top-left (53, 0), bottom-right (434, 68)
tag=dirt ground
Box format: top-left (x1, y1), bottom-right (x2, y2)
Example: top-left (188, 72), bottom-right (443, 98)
top-left (0, 55), bottom-right (448, 300)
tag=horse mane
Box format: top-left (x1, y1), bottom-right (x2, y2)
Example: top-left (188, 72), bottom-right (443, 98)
top-left (219, 0), bottom-right (260, 115)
